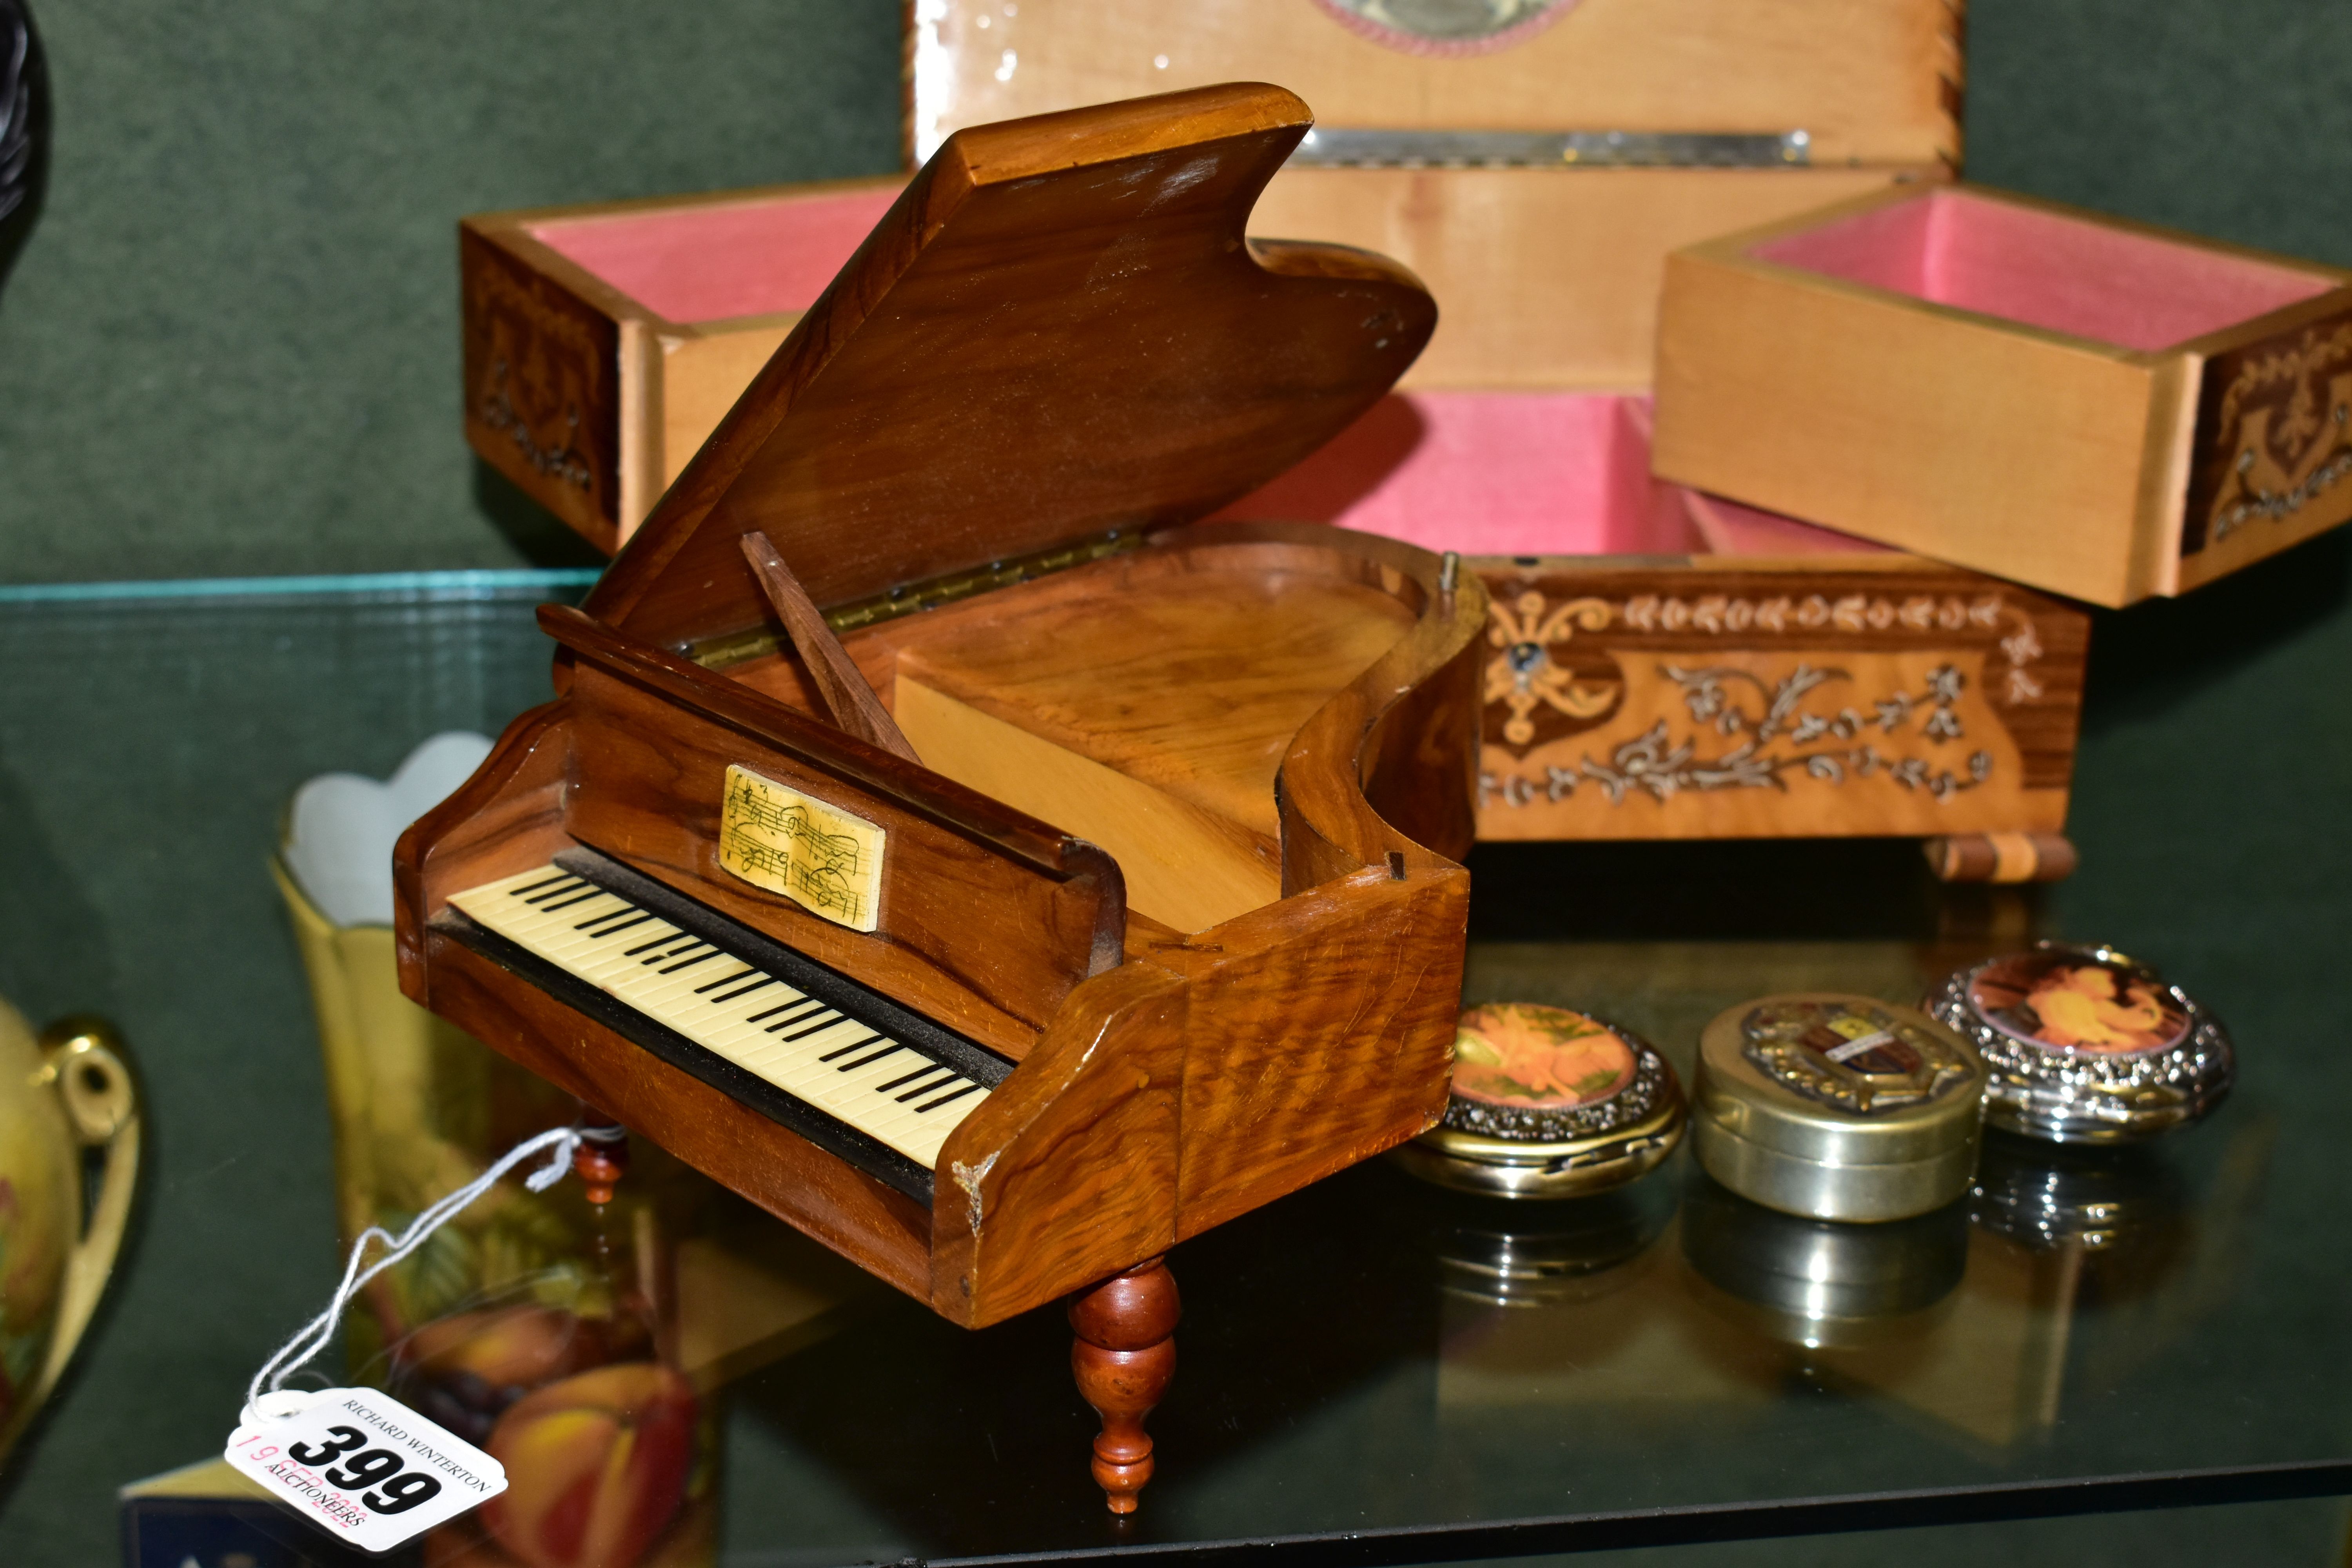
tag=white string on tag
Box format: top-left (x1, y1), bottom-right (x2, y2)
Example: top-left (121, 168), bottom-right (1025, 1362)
top-left (243, 1125), bottom-right (584, 1425)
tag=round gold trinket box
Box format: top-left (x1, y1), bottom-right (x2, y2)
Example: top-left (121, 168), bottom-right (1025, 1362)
top-left (1394, 1002), bottom-right (1685, 1199)
top-left (1925, 942), bottom-right (2234, 1143)
top-left (1691, 993), bottom-right (1987, 1223)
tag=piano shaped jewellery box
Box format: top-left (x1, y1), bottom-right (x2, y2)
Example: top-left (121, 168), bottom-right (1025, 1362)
top-left (398, 84), bottom-right (1485, 1512)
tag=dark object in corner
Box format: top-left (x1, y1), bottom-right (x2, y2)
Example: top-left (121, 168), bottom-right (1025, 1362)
top-left (0, 0), bottom-right (46, 296)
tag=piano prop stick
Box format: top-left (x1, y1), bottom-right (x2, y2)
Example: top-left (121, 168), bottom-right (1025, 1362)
top-left (398, 83), bottom-right (1485, 1512)
top-left (739, 531), bottom-right (921, 765)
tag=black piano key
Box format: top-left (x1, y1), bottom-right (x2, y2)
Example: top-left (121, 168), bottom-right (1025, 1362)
top-left (625, 930), bottom-right (697, 958)
top-left (881, 1065), bottom-right (954, 1097)
top-left (836, 1042), bottom-right (904, 1073)
top-left (749, 997), bottom-right (823, 1027)
top-left (656, 947), bottom-right (724, 975)
top-left (708, 974), bottom-right (779, 1005)
top-left (813, 1030), bottom-right (883, 1062)
top-left (579, 910), bottom-right (655, 938)
top-left (694, 966), bottom-right (757, 994)
top-left (781, 1011), bottom-right (849, 1044)
top-left (510, 872), bottom-right (575, 899)
top-left (540, 886), bottom-right (608, 913)
top-left (913, 1082), bottom-right (983, 1113)
top-left (875, 1062), bottom-right (946, 1100)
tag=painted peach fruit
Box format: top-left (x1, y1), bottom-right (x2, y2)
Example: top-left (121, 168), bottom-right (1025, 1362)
top-left (482, 1361), bottom-right (697, 1568)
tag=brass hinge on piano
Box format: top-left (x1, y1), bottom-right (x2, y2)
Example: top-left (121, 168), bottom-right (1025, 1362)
top-left (407, 81), bottom-right (1485, 1513)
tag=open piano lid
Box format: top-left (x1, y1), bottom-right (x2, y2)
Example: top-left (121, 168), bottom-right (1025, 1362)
top-left (580, 82), bottom-right (1437, 652)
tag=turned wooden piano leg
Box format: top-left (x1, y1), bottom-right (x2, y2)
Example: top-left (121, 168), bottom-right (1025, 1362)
top-left (572, 1119), bottom-right (630, 1204)
top-left (1069, 1256), bottom-right (1180, 1515)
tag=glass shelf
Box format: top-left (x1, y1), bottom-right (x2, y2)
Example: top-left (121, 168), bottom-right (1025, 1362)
top-left (1, 559), bottom-right (2348, 1567)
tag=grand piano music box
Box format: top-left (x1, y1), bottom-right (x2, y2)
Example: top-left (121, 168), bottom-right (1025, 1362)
top-left (401, 85), bottom-right (1484, 1511)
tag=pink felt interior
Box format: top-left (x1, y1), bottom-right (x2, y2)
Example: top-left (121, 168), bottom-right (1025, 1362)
top-left (1752, 189), bottom-right (2335, 352)
top-left (528, 187), bottom-right (902, 324)
top-left (1210, 391), bottom-right (1887, 559)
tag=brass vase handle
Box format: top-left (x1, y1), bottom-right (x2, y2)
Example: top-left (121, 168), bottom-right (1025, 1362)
top-left (31, 1016), bottom-right (141, 1403)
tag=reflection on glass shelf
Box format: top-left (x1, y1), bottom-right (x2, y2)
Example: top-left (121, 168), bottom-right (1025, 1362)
top-left (1681, 1173), bottom-right (1972, 1349)
top-left (1417, 1104), bottom-right (2262, 1459)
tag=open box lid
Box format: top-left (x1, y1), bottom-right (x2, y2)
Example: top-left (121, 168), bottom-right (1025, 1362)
top-left (909, 0), bottom-right (1960, 169)
top-left (583, 82), bottom-right (1436, 652)
top-left (905, 0), bottom-right (1963, 390)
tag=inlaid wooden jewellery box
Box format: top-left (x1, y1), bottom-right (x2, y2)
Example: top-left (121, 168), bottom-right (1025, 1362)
top-left (910, 0), bottom-right (2098, 880)
top-left (406, 85), bottom-right (1485, 1512)
top-left (462, 0), bottom-right (2099, 881)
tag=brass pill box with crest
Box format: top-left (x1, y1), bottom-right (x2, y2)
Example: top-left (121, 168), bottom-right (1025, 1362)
top-left (1692, 993), bottom-right (1988, 1223)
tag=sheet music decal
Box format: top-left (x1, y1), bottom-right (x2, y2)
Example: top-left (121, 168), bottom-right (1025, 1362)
top-left (719, 765), bottom-right (886, 932)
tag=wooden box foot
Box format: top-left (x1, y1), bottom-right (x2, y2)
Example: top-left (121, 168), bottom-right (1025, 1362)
top-left (1924, 831), bottom-right (2078, 884)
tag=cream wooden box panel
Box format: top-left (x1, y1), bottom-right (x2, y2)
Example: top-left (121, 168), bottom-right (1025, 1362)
top-left (1652, 184), bottom-right (2352, 606)
top-left (461, 177), bottom-right (901, 552)
top-left (910, 0), bottom-right (1962, 389)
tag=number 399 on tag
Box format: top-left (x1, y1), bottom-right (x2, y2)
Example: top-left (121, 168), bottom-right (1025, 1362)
top-left (224, 1388), bottom-right (507, 1553)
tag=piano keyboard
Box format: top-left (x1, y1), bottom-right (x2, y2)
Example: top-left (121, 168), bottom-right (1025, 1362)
top-left (439, 849), bottom-right (1011, 1198)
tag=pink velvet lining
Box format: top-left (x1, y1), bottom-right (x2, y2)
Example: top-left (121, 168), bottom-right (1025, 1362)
top-left (1211, 391), bottom-right (1885, 558)
top-left (522, 186), bottom-right (1909, 557)
top-left (528, 187), bottom-right (902, 324)
top-left (1753, 188), bottom-right (2335, 352)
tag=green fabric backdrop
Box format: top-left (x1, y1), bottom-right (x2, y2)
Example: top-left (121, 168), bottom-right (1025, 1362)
top-left (0, 0), bottom-right (905, 579)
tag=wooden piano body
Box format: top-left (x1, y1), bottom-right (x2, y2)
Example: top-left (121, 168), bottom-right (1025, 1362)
top-left (395, 84), bottom-right (1485, 1507)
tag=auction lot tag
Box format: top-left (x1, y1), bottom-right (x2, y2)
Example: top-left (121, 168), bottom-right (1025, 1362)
top-left (224, 1387), bottom-right (506, 1553)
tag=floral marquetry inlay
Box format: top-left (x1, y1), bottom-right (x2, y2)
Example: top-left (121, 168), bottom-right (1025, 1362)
top-left (1485, 592), bottom-right (1619, 749)
top-left (1620, 590), bottom-right (2002, 636)
top-left (1485, 660), bottom-right (1994, 811)
top-left (1474, 570), bottom-right (2073, 833)
top-left (2187, 316), bottom-right (2352, 554)
top-left (1479, 584), bottom-right (2051, 760)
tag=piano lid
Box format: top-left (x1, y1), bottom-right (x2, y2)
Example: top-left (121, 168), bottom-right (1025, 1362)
top-left (583, 82), bottom-right (1437, 651)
